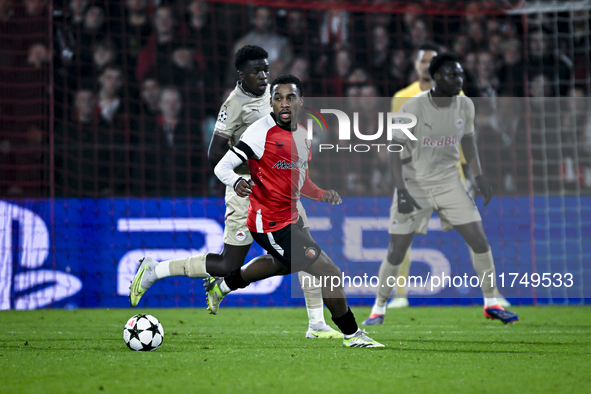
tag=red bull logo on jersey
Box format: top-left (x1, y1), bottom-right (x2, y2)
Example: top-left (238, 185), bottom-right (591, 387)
top-left (422, 136), bottom-right (460, 147)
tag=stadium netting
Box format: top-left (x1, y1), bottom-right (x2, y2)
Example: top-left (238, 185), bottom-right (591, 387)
top-left (0, 0), bottom-right (590, 308)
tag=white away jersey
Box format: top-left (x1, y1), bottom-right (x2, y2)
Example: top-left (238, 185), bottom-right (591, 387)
top-left (394, 90), bottom-right (475, 184)
top-left (214, 81), bottom-right (272, 146)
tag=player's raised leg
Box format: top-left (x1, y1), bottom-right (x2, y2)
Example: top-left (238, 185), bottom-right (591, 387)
top-left (130, 254), bottom-right (208, 307)
top-left (206, 223), bottom-right (383, 347)
top-left (454, 221), bottom-right (519, 324)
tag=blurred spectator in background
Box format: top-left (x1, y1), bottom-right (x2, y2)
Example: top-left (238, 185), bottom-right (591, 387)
top-left (144, 86), bottom-right (203, 196)
top-left (92, 38), bottom-right (118, 75)
top-left (231, 6), bottom-right (292, 82)
top-left (529, 73), bottom-right (553, 98)
top-left (452, 34), bottom-right (471, 59)
top-left (55, 87), bottom-right (125, 197)
top-left (23, 0), bottom-right (45, 17)
top-left (528, 72), bottom-right (562, 191)
top-left (280, 9), bottom-right (313, 56)
top-left (97, 66), bottom-right (125, 127)
top-left (528, 27), bottom-right (572, 97)
top-left (319, 5), bottom-right (349, 49)
top-left (83, 5), bottom-right (106, 38)
top-left (476, 51), bottom-right (499, 98)
top-left (114, 0), bottom-right (152, 83)
top-left (326, 47), bottom-right (353, 96)
top-left (140, 75), bottom-right (160, 122)
top-left (347, 67), bottom-right (370, 86)
top-left (462, 52), bottom-right (480, 97)
top-left (184, 0), bottom-right (228, 107)
top-left (129, 75), bottom-right (159, 196)
top-left (136, 5), bottom-right (179, 83)
top-left (488, 33), bottom-right (503, 67)
top-left (571, 9), bottom-right (590, 85)
top-left (466, 19), bottom-right (486, 51)
top-left (498, 38), bottom-right (524, 97)
top-left (388, 49), bottom-right (409, 94)
top-left (368, 25), bottom-right (390, 87)
top-left (27, 42), bottom-right (51, 68)
top-left (407, 18), bottom-right (430, 49)
top-left (73, 88), bottom-right (96, 125)
top-left (67, 0), bottom-right (88, 27)
top-left (289, 56), bottom-right (312, 96)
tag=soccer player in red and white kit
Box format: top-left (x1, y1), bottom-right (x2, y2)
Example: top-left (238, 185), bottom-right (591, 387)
top-left (130, 46), bottom-right (340, 339)
top-left (209, 75), bottom-right (384, 348)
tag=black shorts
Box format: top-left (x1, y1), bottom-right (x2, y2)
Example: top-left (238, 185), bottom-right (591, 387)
top-left (251, 217), bottom-right (322, 272)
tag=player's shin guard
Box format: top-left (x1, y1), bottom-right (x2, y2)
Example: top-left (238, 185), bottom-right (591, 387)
top-left (155, 254), bottom-right (208, 279)
top-left (395, 248), bottom-right (411, 297)
top-left (373, 259), bottom-right (401, 314)
top-left (471, 249), bottom-right (496, 299)
top-left (299, 271), bottom-right (326, 324)
top-left (331, 307), bottom-right (358, 336)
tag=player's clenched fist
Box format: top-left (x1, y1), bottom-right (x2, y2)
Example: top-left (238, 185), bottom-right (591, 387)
top-left (321, 190), bottom-right (342, 205)
top-left (234, 177), bottom-right (254, 197)
top-left (397, 188), bottom-right (422, 214)
top-left (475, 175), bottom-right (493, 206)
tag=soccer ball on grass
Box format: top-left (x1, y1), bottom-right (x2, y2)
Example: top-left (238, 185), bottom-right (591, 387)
top-left (123, 314), bottom-right (164, 351)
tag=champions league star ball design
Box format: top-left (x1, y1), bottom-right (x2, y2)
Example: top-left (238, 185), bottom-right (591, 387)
top-left (123, 314), bottom-right (164, 351)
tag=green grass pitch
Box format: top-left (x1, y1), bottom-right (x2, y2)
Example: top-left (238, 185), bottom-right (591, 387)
top-left (1, 306), bottom-right (590, 394)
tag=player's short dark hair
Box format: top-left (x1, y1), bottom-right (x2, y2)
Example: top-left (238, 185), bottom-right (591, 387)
top-left (417, 41), bottom-right (440, 55)
top-left (270, 74), bottom-right (303, 97)
top-left (429, 52), bottom-right (461, 78)
top-left (234, 45), bottom-right (269, 71)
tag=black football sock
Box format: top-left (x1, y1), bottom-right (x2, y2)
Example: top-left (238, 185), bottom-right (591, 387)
top-left (331, 307), bottom-right (358, 336)
top-left (224, 267), bottom-right (250, 290)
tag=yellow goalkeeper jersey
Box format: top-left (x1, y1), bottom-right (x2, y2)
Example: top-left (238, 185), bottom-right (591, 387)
top-left (391, 82), bottom-right (467, 182)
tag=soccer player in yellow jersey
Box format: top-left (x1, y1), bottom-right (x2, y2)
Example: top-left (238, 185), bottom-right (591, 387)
top-left (363, 52), bottom-right (514, 325)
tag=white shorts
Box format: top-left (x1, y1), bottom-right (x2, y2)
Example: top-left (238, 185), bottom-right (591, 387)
top-left (389, 176), bottom-right (481, 235)
top-left (223, 180), bottom-right (309, 245)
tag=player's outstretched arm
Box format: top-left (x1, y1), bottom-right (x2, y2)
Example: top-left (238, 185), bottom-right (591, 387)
top-left (461, 134), bottom-right (493, 205)
top-left (208, 134), bottom-right (231, 165)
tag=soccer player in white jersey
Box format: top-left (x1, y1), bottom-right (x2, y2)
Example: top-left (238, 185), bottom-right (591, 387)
top-left (369, 43), bottom-right (509, 314)
top-left (363, 53), bottom-right (519, 325)
top-left (207, 74), bottom-right (384, 347)
top-left (129, 45), bottom-right (341, 339)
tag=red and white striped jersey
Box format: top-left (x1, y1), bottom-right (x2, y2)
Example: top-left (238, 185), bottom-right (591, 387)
top-left (232, 113), bottom-right (311, 233)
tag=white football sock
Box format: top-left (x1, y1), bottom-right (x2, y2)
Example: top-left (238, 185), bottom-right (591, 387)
top-left (156, 254), bottom-right (208, 279)
top-left (306, 307), bottom-right (325, 326)
top-left (371, 303), bottom-right (387, 316)
top-left (471, 249), bottom-right (496, 299)
top-left (154, 261), bottom-right (171, 279)
top-left (343, 329), bottom-right (360, 339)
top-left (376, 258), bottom-right (401, 308)
top-left (485, 298), bottom-right (499, 307)
top-left (299, 271), bottom-right (325, 326)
